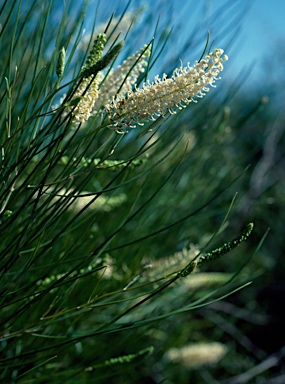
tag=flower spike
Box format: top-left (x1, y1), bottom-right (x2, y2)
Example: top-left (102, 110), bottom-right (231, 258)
top-left (106, 48), bottom-right (228, 131)
top-left (69, 34), bottom-right (107, 123)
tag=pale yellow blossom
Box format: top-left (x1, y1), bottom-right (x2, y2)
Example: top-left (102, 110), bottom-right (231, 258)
top-left (71, 76), bottom-right (100, 123)
top-left (106, 49), bottom-right (228, 130)
top-left (165, 342), bottom-right (228, 369)
top-left (94, 45), bottom-right (150, 111)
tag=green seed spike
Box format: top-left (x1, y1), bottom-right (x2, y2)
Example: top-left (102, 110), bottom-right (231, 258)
top-left (179, 261), bottom-right (197, 278)
top-left (81, 33), bottom-right (107, 73)
top-left (197, 223), bottom-right (254, 266)
top-left (3, 210), bottom-right (12, 218)
top-left (103, 346), bottom-right (154, 366)
top-left (56, 47), bottom-right (66, 78)
top-left (80, 41), bottom-right (124, 79)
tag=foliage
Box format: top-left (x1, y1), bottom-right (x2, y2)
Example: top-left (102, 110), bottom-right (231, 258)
top-left (1, 1), bottom-right (283, 383)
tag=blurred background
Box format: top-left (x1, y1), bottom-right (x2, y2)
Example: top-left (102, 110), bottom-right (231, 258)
top-left (1, 0), bottom-right (285, 382)
top-left (86, 0), bottom-right (285, 381)
top-left (88, 1), bottom-right (285, 381)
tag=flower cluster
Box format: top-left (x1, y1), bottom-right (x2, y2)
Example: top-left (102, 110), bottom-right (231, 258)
top-left (42, 188), bottom-right (127, 213)
top-left (142, 245), bottom-right (199, 280)
top-left (67, 40), bottom-right (227, 129)
top-left (94, 44), bottom-right (150, 111)
top-left (106, 48), bottom-right (228, 130)
top-left (165, 342), bottom-right (228, 369)
top-left (70, 33), bottom-right (106, 123)
top-left (71, 76), bottom-right (101, 123)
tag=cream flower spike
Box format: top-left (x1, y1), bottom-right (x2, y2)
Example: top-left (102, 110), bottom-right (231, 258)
top-left (106, 48), bottom-right (228, 131)
top-left (93, 44), bottom-right (151, 112)
top-left (70, 33), bottom-right (106, 123)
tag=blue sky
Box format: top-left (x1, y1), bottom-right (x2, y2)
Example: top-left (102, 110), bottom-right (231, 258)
top-left (88, 0), bottom-right (285, 89)
top-left (164, 0), bottom-right (285, 87)
top-left (226, 0), bottom-right (285, 85)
